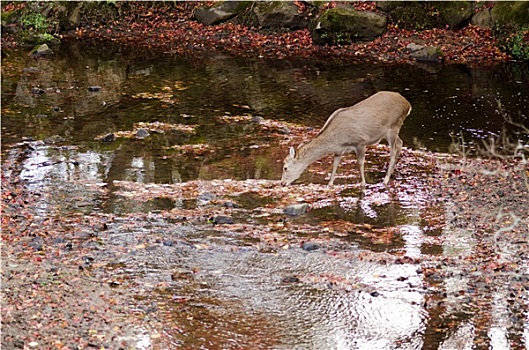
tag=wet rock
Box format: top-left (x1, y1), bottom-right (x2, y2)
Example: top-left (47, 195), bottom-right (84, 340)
top-left (31, 87), bottom-right (45, 95)
top-left (405, 43), bottom-right (424, 53)
top-left (88, 85), bottom-right (102, 92)
top-left (301, 241), bottom-right (320, 251)
top-left (223, 201), bottom-right (239, 208)
top-left (251, 116), bottom-right (265, 124)
top-left (197, 192), bottom-right (216, 205)
top-left (370, 291), bottom-right (380, 297)
top-left (135, 128), bottom-right (150, 139)
top-left (213, 215), bottom-right (234, 225)
top-left (101, 133), bottom-right (116, 143)
top-left (279, 126), bottom-right (291, 135)
top-left (44, 135), bottom-right (65, 144)
top-left (282, 275), bottom-right (300, 283)
top-left (162, 240), bottom-right (174, 247)
top-left (410, 46), bottom-right (444, 63)
top-left (283, 203), bottom-right (309, 216)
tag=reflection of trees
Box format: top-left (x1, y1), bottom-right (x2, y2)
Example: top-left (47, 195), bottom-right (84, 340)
top-left (13, 45), bottom-right (125, 116)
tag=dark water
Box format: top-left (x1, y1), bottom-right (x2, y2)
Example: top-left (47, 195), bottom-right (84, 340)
top-left (2, 42), bottom-right (528, 151)
top-left (2, 42), bottom-right (528, 349)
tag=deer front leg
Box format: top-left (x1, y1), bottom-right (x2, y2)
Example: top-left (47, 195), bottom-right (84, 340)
top-left (328, 154), bottom-right (342, 186)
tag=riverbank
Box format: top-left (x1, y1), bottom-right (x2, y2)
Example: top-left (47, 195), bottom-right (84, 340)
top-left (1, 1), bottom-right (524, 64)
top-left (69, 19), bottom-right (508, 64)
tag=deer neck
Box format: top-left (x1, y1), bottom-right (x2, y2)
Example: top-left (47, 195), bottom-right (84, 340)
top-left (297, 138), bottom-right (332, 164)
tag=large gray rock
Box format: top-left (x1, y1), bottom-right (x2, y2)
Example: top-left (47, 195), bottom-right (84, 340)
top-left (195, 1), bottom-right (250, 26)
top-left (377, 1), bottom-right (474, 30)
top-left (409, 45), bottom-right (444, 63)
top-left (254, 1), bottom-right (311, 30)
top-left (30, 43), bottom-right (54, 59)
top-left (312, 7), bottom-right (387, 45)
top-left (434, 1), bottom-right (474, 29)
top-left (471, 7), bottom-right (493, 29)
top-left (283, 203), bottom-right (309, 216)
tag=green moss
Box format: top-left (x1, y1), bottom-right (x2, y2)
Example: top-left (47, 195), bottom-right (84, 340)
top-left (491, 1), bottom-right (529, 28)
top-left (320, 7), bottom-right (354, 30)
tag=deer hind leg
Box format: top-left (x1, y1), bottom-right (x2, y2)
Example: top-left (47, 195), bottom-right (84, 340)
top-left (384, 134), bottom-right (403, 186)
top-left (328, 154), bottom-right (342, 186)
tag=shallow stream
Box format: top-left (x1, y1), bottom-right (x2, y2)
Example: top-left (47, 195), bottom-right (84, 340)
top-left (2, 42), bottom-right (528, 349)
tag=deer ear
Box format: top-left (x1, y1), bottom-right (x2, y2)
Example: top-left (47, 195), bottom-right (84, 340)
top-left (289, 146), bottom-right (296, 158)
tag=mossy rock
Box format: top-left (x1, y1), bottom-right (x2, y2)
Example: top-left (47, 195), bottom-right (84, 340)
top-left (433, 1), bottom-right (474, 29)
top-left (491, 1), bottom-right (529, 28)
top-left (313, 6), bottom-right (387, 45)
top-left (383, 2), bottom-right (443, 30)
top-left (379, 1), bottom-right (473, 30)
top-left (18, 31), bottom-right (60, 46)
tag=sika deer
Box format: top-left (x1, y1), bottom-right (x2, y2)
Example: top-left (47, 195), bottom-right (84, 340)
top-left (281, 91), bottom-right (411, 187)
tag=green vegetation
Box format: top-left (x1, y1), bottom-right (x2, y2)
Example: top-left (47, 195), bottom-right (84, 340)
top-left (21, 12), bottom-right (48, 31)
top-left (495, 26), bottom-right (529, 61)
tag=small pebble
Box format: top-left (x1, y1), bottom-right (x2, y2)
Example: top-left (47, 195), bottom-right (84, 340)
top-left (213, 216), bottom-right (234, 225)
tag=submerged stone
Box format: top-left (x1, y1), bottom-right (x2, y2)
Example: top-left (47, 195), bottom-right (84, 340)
top-left (213, 215), bottom-right (235, 225)
top-left (101, 133), bottom-right (116, 143)
top-left (283, 203), bottom-right (309, 216)
top-left (301, 241), bottom-right (320, 251)
top-left (135, 128), bottom-right (150, 139)
top-left (197, 192), bottom-right (216, 206)
top-left (282, 275), bottom-right (300, 283)
top-left (31, 87), bottom-right (45, 95)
